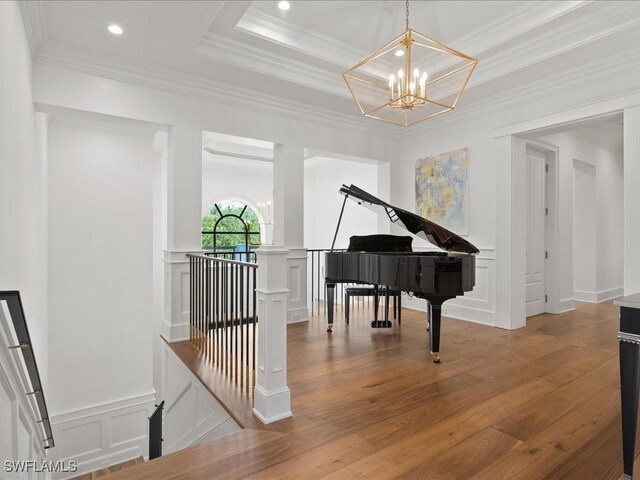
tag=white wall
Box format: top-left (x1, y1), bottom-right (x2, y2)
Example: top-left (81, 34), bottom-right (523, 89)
top-left (201, 153), bottom-right (273, 218)
top-left (0, 1), bottom-right (49, 392)
top-left (304, 156), bottom-right (379, 249)
top-left (537, 132), bottom-right (624, 302)
top-left (394, 121), bottom-right (498, 324)
top-left (573, 160), bottom-right (596, 294)
top-left (47, 122), bottom-right (156, 414)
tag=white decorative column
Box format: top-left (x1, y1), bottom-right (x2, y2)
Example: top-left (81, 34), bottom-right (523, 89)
top-left (273, 143), bottom-right (308, 323)
top-left (161, 123), bottom-right (203, 342)
top-left (494, 135), bottom-right (527, 330)
top-left (253, 246), bottom-right (292, 423)
top-left (624, 106), bottom-right (640, 295)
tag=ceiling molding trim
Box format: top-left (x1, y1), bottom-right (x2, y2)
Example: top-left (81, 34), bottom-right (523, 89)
top-left (235, 7), bottom-right (367, 69)
top-left (209, 1), bottom-right (636, 101)
top-left (18, 0), bottom-right (48, 60)
top-left (468, 1), bottom-right (640, 89)
top-left (34, 45), bottom-right (398, 140)
top-left (450, 1), bottom-right (589, 59)
top-left (399, 44), bottom-right (640, 137)
top-left (194, 32), bottom-right (349, 98)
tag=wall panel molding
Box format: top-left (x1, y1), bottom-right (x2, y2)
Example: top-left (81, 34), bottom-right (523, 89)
top-left (48, 392), bottom-right (156, 479)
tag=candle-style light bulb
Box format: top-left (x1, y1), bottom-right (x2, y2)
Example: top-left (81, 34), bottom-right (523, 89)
top-left (398, 69), bottom-right (404, 96)
top-left (389, 74), bottom-right (396, 99)
top-left (420, 72), bottom-right (428, 98)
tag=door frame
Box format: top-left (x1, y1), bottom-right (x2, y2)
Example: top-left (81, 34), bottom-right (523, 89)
top-left (525, 139), bottom-right (560, 315)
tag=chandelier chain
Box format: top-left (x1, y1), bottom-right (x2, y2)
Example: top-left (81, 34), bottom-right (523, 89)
top-left (405, 0), bottom-right (410, 29)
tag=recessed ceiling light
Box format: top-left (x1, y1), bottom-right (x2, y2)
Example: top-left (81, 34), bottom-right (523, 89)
top-left (278, 1), bottom-right (290, 11)
top-left (108, 24), bottom-right (124, 35)
top-left (395, 49), bottom-right (405, 57)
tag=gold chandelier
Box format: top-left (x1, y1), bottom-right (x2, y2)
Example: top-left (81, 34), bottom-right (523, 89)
top-left (343, 0), bottom-right (478, 127)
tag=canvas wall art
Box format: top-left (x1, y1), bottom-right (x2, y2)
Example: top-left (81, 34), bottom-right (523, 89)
top-left (415, 148), bottom-right (469, 234)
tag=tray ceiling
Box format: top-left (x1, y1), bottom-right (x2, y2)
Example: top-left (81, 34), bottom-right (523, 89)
top-left (21, 1), bottom-right (640, 127)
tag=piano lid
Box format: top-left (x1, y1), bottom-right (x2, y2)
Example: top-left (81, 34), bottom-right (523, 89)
top-left (339, 184), bottom-right (479, 254)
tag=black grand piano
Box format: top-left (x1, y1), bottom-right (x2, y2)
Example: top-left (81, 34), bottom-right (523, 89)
top-left (325, 184), bottom-right (478, 363)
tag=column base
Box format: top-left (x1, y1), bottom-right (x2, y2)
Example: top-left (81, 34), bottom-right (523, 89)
top-left (253, 385), bottom-right (292, 424)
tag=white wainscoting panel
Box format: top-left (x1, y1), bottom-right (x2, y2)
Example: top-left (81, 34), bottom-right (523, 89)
top-left (160, 341), bottom-right (240, 454)
top-left (402, 249), bottom-right (497, 327)
top-left (0, 301), bottom-right (47, 477)
top-left (162, 250), bottom-right (200, 342)
top-left (286, 248), bottom-right (308, 324)
top-left (48, 392), bottom-right (156, 479)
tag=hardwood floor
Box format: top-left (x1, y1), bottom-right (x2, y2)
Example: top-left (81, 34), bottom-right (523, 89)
top-left (107, 302), bottom-right (631, 479)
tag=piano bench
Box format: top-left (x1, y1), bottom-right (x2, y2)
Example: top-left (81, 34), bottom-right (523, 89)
top-left (344, 287), bottom-right (401, 325)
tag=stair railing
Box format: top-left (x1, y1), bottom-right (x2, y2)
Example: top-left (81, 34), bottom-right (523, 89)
top-left (0, 291), bottom-right (54, 449)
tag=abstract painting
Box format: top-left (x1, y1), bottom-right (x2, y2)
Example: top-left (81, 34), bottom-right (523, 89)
top-left (415, 148), bottom-right (469, 234)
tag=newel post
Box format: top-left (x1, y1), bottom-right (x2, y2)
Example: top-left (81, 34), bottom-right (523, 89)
top-left (253, 246), bottom-right (292, 423)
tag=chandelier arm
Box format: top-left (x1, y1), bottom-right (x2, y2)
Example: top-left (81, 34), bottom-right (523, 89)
top-left (343, 73), bottom-right (389, 90)
top-left (343, 30), bottom-right (408, 70)
top-left (410, 30), bottom-right (479, 60)
top-left (450, 63), bottom-right (478, 108)
top-left (410, 40), bottom-right (463, 57)
top-left (423, 61), bottom-right (477, 88)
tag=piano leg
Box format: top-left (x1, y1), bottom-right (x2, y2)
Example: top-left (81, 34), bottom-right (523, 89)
top-left (429, 304), bottom-right (442, 363)
top-left (326, 283), bottom-right (335, 332)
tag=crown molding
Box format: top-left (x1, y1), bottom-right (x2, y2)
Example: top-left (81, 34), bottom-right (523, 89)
top-left (468, 1), bottom-right (640, 89)
top-left (235, 7), bottom-right (367, 70)
top-left (18, 0), bottom-right (47, 60)
top-left (21, 0), bottom-right (640, 139)
top-left (201, 1), bottom-right (636, 104)
top-left (450, 1), bottom-right (588, 60)
top-left (194, 32), bottom-right (349, 98)
top-left (34, 44), bottom-right (398, 140)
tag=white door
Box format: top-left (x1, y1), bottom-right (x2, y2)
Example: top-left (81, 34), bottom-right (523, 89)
top-left (526, 151), bottom-right (546, 317)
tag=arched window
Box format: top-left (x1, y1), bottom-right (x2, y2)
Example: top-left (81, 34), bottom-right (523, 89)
top-left (202, 200), bottom-right (260, 259)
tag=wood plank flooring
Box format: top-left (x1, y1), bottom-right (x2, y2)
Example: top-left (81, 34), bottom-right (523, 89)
top-left (106, 302), bottom-right (631, 479)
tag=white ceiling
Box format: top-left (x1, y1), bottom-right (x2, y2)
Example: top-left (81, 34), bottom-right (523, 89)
top-left (21, 1), bottom-right (640, 128)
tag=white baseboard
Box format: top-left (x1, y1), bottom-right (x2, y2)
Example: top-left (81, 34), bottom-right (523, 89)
top-left (443, 304), bottom-right (496, 327)
top-left (557, 297), bottom-right (576, 313)
top-left (403, 304), bottom-right (496, 328)
top-left (287, 306), bottom-right (309, 324)
top-left (574, 286), bottom-right (623, 303)
top-left (49, 392), bottom-right (157, 479)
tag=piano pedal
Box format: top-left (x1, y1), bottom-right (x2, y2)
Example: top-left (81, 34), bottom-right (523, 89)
top-left (370, 320), bottom-right (393, 328)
